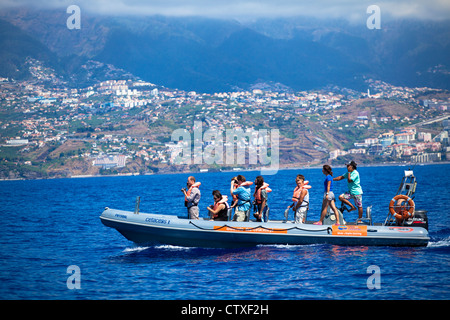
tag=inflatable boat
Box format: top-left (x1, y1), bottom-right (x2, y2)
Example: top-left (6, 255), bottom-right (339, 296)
top-left (100, 170), bottom-right (430, 248)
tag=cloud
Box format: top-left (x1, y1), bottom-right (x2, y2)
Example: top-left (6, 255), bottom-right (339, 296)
top-left (1, 0), bottom-right (450, 21)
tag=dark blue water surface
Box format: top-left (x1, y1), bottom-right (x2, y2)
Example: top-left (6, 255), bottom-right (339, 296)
top-left (0, 165), bottom-right (449, 300)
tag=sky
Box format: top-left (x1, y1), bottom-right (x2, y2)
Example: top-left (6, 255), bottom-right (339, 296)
top-left (1, 0), bottom-right (450, 21)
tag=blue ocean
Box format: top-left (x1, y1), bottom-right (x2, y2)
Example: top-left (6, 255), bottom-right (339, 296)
top-left (0, 164), bottom-right (449, 300)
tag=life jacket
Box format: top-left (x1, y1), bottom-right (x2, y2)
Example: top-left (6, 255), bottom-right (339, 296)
top-left (212, 195), bottom-right (229, 220)
top-left (185, 182), bottom-right (201, 202)
top-left (232, 181), bottom-right (253, 202)
top-left (292, 181), bottom-right (311, 204)
top-left (254, 182), bottom-right (272, 205)
top-left (213, 195), bottom-right (229, 211)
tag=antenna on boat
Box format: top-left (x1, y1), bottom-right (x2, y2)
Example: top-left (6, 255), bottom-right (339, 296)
top-left (134, 196), bottom-right (141, 214)
top-left (409, 160), bottom-right (418, 172)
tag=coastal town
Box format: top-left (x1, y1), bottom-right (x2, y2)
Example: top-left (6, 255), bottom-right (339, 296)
top-left (0, 59), bottom-right (449, 179)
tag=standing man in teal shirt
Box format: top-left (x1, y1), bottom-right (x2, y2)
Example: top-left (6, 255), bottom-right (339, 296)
top-left (334, 161), bottom-right (363, 219)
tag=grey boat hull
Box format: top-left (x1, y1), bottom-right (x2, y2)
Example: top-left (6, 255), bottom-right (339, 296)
top-left (100, 208), bottom-right (430, 248)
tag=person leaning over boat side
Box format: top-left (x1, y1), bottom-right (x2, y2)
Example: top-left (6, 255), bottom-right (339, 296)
top-left (181, 176), bottom-right (201, 219)
top-left (230, 175), bottom-right (252, 222)
top-left (207, 190), bottom-right (229, 221)
top-left (315, 165), bottom-right (341, 225)
top-left (253, 175), bottom-right (270, 222)
top-left (287, 174), bottom-right (309, 224)
top-left (333, 161), bottom-right (363, 219)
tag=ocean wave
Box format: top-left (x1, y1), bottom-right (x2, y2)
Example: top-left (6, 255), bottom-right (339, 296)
top-left (122, 246), bottom-right (151, 253)
top-left (427, 236), bottom-right (450, 248)
top-left (154, 244), bottom-right (194, 251)
top-left (256, 243), bottom-right (326, 251)
top-left (123, 244), bottom-right (196, 252)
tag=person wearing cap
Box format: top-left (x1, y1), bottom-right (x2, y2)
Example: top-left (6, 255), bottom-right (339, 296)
top-left (333, 161), bottom-right (363, 219)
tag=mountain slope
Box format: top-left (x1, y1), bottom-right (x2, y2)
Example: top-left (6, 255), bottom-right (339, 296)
top-left (1, 8), bottom-right (449, 92)
top-left (0, 19), bottom-right (58, 79)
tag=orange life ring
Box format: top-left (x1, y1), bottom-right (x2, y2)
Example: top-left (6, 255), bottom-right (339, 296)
top-left (389, 195), bottom-right (415, 221)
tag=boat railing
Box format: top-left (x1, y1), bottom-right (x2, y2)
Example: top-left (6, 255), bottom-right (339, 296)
top-left (383, 170), bottom-right (417, 226)
top-left (395, 170), bottom-right (417, 198)
top-left (134, 196), bottom-right (140, 214)
top-left (227, 208), bottom-right (233, 221)
top-left (356, 206), bottom-right (372, 225)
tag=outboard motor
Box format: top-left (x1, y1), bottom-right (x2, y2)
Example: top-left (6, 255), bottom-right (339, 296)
top-left (404, 210), bottom-right (429, 231)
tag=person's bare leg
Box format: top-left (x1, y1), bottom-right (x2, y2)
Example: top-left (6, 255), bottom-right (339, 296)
top-left (339, 194), bottom-right (356, 211)
top-left (330, 200), bottom-right (341, 224)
